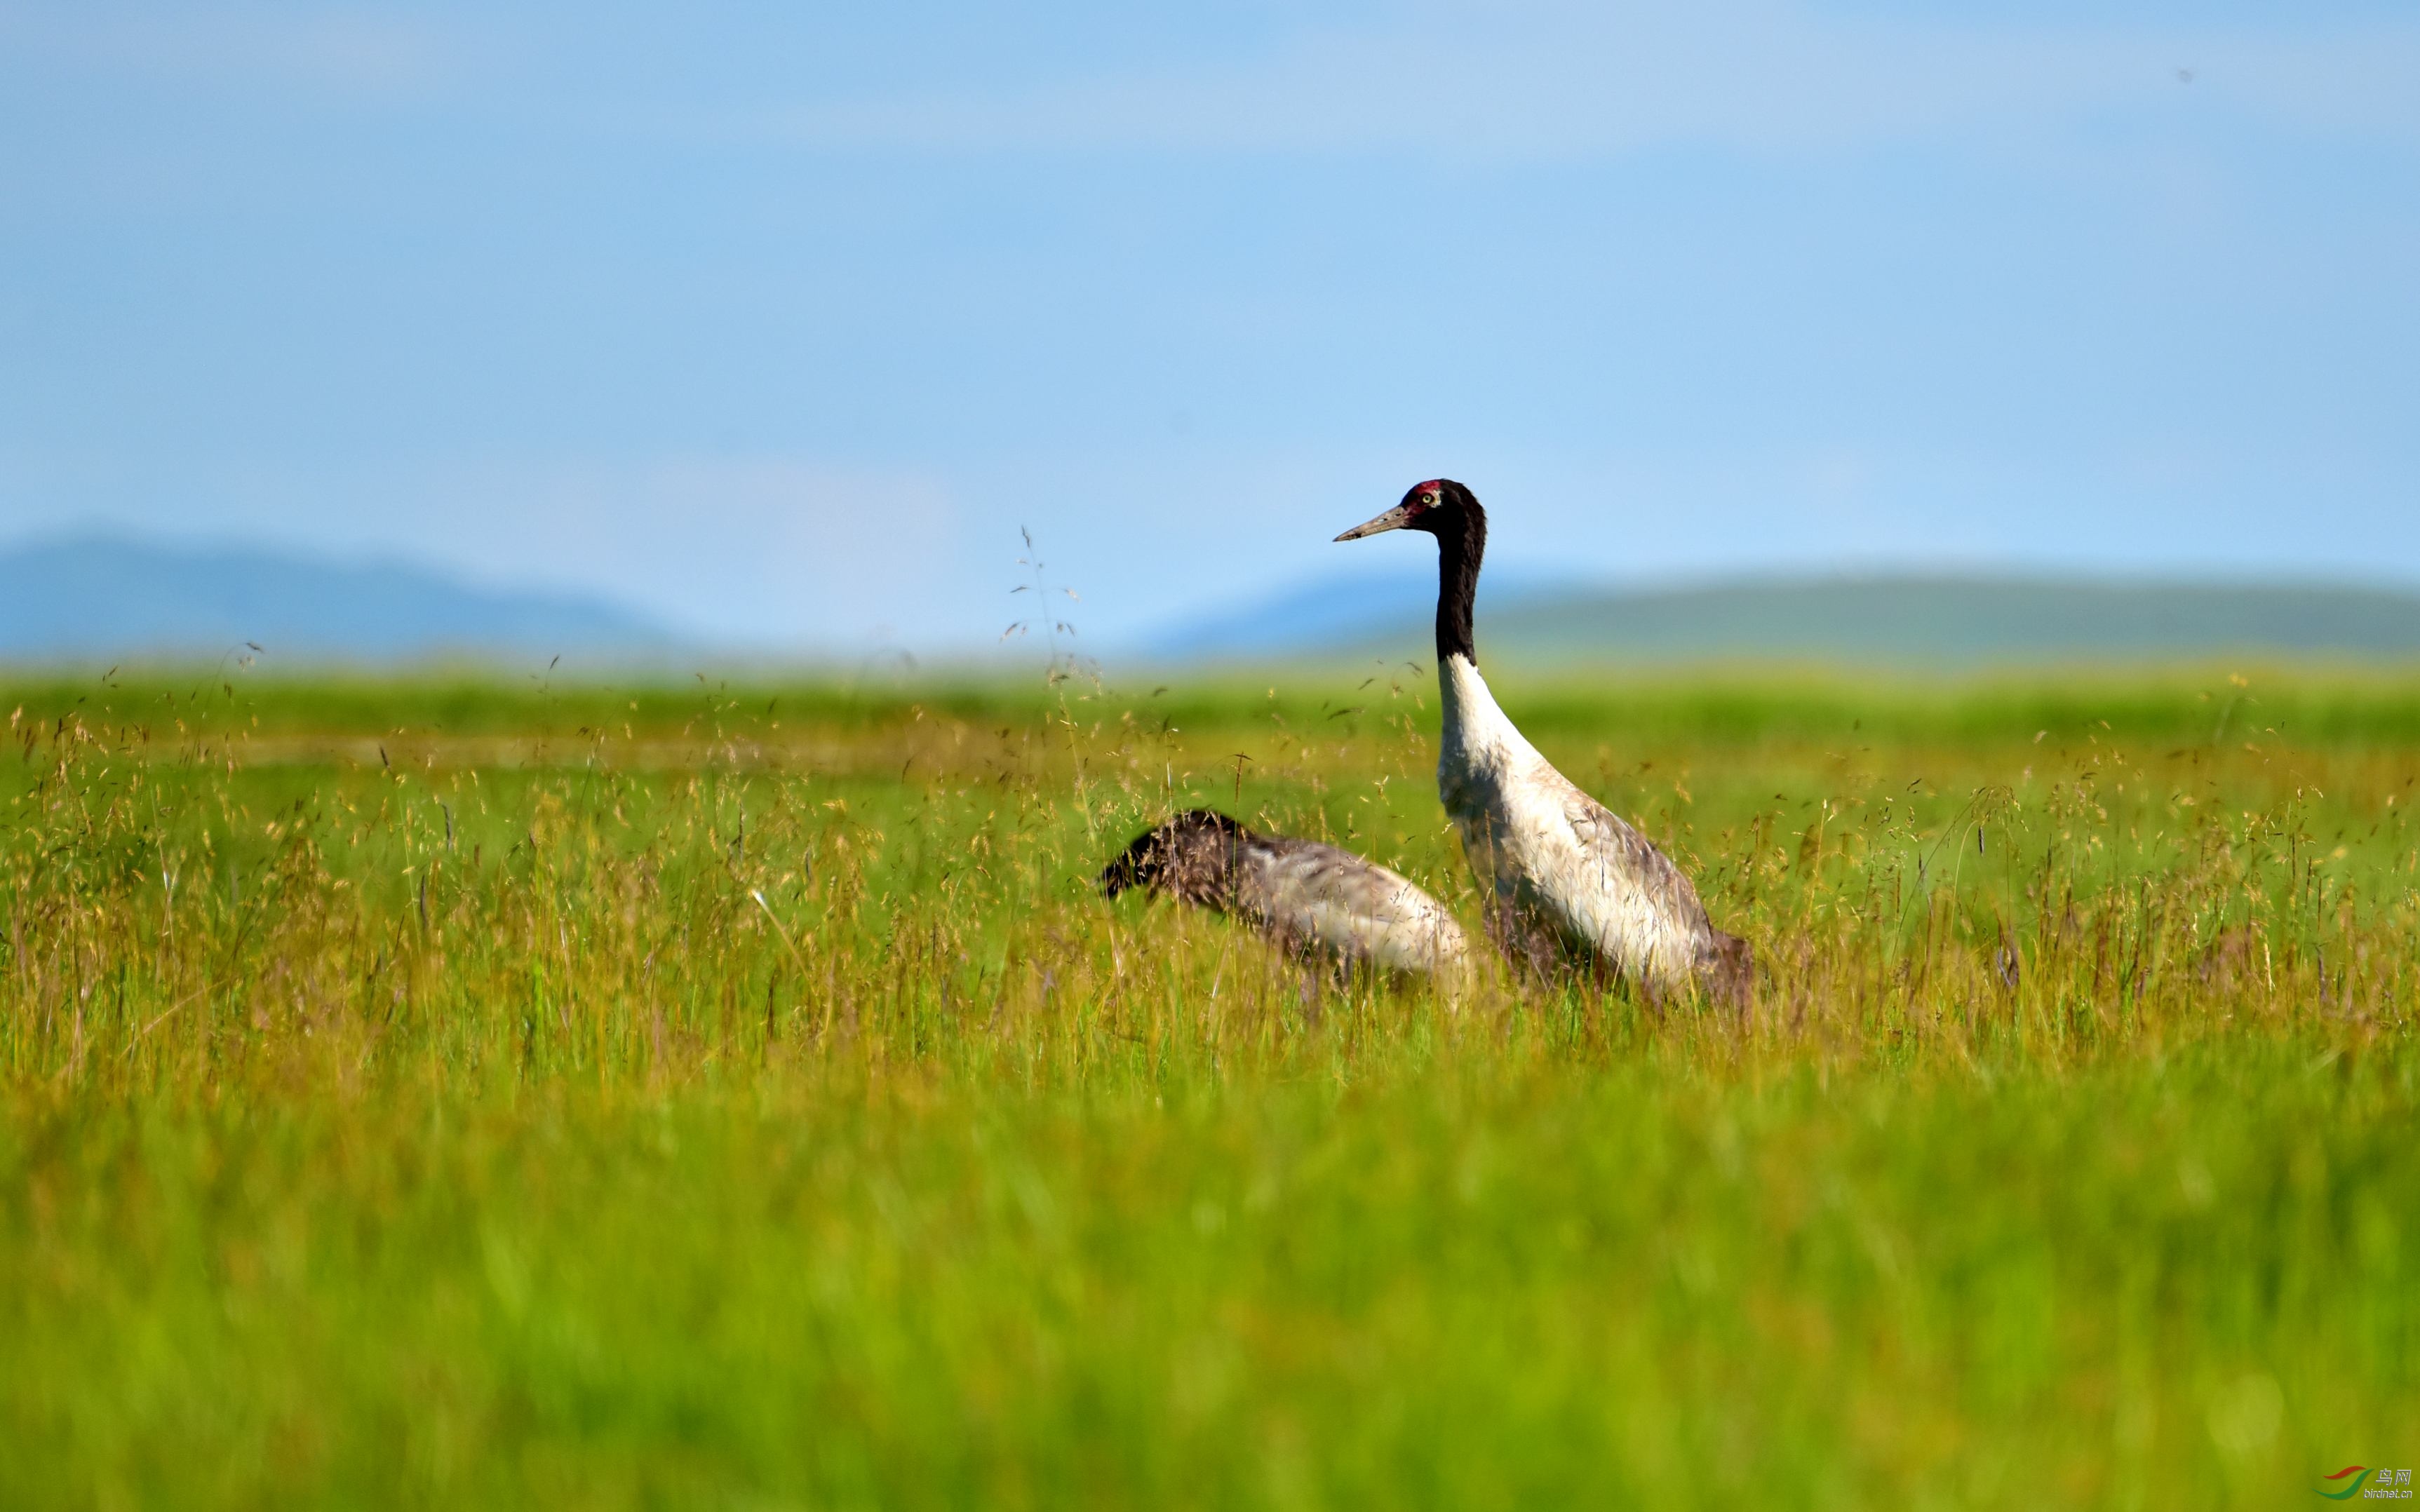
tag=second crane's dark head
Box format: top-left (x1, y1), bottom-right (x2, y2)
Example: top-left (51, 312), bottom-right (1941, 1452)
top-left (1098, 809), bottom-right (1244, 909)
top-left (1333, 479), bottom-right (1487, 663)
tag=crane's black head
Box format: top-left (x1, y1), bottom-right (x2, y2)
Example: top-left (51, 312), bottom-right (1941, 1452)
top-left (1098, 809), bottom-right (1244, 903)
top-left (1333, 480), bottom-right (1488, 663)
top-left (1333, 479), bottom-right (1484, 547)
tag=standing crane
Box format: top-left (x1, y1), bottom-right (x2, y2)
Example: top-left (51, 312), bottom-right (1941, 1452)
top-left (1335, 480), bottom-right (1751, 1004)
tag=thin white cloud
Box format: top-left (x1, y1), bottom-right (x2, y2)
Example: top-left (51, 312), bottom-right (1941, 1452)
top-left (0, 4), bottom-right (471, 97)
top-left (753, 2), bottom-right (2420, 160)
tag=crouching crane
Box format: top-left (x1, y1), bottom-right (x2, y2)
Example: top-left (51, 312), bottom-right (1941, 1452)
top-left (1099, 809), bottom-right (1467, 975)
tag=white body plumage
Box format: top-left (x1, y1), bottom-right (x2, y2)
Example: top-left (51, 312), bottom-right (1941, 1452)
top-left (1438, 654), bottom-right (1728, 996)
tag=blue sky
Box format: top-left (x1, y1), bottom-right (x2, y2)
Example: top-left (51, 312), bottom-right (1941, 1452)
top-left (3, 1), bottom-right (2415, 655)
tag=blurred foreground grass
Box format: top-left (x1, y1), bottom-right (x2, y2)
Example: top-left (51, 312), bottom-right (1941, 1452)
top-left (3, 667), bottom-right (2416, 1508)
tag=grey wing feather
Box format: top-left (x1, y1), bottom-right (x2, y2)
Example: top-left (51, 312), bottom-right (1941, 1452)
top-left (1524, 767), bottom-right (1735, 995)
top-left (1558, 785), bottom-right (1715, 933)
top-left (1558, 783), bottom-right (1753, 1002)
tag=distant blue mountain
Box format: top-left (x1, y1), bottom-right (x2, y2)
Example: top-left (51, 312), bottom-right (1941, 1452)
top-left (1147, 565), bottom-right (1581, 661)
top-left (1149, 570), bottom-right (2420, 666)
top-left (0, 535), bottom-right (681, 665)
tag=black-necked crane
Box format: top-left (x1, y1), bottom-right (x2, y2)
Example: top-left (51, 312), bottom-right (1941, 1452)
top-left (1335, 480), bottom-right (1752, 1005)
top-left (1099, 809), bottom-right (1467, 975)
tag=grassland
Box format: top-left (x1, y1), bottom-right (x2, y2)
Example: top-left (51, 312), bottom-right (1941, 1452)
top-left (3, 663), bottom-right (2416, 1508)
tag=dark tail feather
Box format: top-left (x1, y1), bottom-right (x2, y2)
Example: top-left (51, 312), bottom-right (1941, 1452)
top-left (1702, 929), bottom-right (1757, 1011)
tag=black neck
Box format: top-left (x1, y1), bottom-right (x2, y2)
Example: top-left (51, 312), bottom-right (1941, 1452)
top-left (1434, 504), bottom-right (1484, 665)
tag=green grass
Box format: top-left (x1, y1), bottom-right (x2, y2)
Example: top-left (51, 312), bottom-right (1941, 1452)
top-left (4, 667), bottom-right (2416, 1508)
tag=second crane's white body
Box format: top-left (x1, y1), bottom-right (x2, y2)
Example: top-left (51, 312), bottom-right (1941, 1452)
top-left (1100, 809), bottom-right (1467, 975)
top-left (1235, 829), bottom-right (1469, 974)
top-left (1437, 652), bottom-right (1721, 996)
